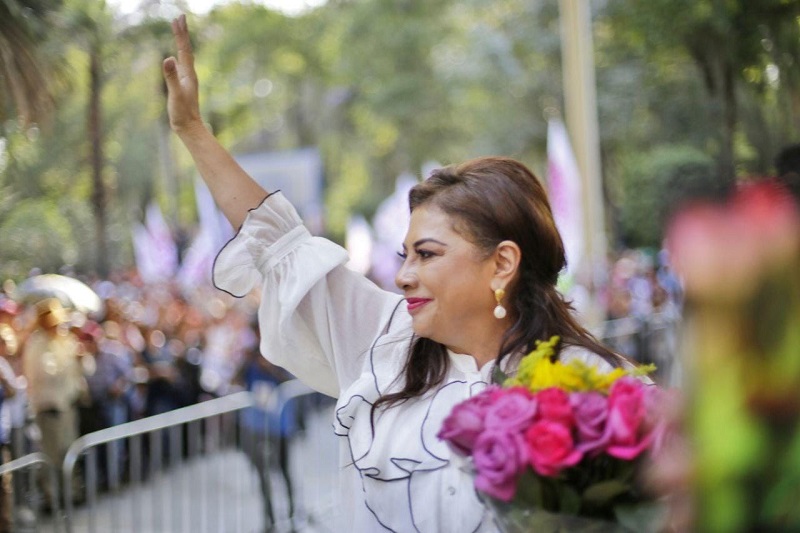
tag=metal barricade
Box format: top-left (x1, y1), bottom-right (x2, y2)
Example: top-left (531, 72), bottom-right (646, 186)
top-left (54, 382), bottom-right (341, 533)
top-left (0, 451), bottom-right (62, 532)
top-left (62, 391), bottom-right (256, 533)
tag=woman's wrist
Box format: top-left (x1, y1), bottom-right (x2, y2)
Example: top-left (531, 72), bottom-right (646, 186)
top-left (175, 119), bottom-right (210, 142)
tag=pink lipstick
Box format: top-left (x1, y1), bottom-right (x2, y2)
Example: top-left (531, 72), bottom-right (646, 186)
top-left (406, 298), bottom-right (431, 313)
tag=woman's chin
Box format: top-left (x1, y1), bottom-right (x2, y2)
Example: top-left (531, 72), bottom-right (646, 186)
top-left (410, 323), bottom-right (429, 338)
top-left (410, 321), bottom-right (435, 342)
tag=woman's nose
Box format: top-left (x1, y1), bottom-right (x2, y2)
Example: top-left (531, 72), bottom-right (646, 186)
top-left (395, 261), bottom-right (416, 291)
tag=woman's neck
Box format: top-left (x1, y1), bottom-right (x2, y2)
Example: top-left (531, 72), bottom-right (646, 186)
top-left (444, 320), bottom-right (513, 370)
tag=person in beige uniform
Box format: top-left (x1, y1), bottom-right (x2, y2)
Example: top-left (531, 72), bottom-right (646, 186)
top-left (22, 299), bottom-right (86, 487)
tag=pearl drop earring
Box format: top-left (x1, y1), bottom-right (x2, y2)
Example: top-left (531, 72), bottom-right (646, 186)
top-left (493, 288), bottom-right (507, 319)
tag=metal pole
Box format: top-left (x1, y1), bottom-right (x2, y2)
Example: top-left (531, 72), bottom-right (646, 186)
top-left (558, 0), bottom-right (608, 326)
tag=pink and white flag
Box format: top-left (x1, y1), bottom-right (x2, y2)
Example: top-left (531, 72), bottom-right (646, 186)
top-left (175, 179), bottom-right (234, 289)
top-left (176, 225), bottom-right (216, 290)
top-left (132, 202), bottom-right (179, 283)
top-left (547, 119), bottom-right (584, 278)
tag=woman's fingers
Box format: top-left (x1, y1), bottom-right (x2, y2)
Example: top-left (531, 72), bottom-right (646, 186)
top-left (163, 14), bottom-right (202, 132)
top-left (162, 56), bottom-right (179, 90)
top-left (172, 14), bottom-right (195, 72)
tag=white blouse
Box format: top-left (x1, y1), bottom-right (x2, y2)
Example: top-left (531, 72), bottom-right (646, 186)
top-left (213, 192), bottom-right (615, 533)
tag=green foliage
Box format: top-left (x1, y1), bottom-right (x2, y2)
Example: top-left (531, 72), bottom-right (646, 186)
top-left (4, 0), bottom-right (800, 275)
top-left (605, 0), bottom-right (800, 183)
top-left (0, 198), bottom-right (78, 280)
top-left (615, 145), bottom-right (722, 248)
top-left (0, 0), bottom-right (63, 125)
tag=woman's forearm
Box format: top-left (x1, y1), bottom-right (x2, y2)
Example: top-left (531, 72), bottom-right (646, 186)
top-left (177, 122), bottom-right (268, 230)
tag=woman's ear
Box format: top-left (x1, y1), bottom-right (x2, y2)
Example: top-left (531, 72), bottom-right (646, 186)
top-left (492, 240), bottom-right (521, 286)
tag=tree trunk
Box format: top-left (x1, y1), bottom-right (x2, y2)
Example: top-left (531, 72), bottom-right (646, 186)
top-left (687, 28), bottom-right (738, 186)
top-left (89, 42), bottom-right (109, 277)
top-left (718, 61), bottom-right (737, 185)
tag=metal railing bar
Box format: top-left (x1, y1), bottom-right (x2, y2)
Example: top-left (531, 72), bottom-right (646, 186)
top-left (63, 392), bottom-right (254, 475)
top-left (130, 434), bottom-right (141, 533)
top-left (149, 429), bottom-right (161, 532)
top-left (167, 424), bottom-right (181, 533)
top-left (0, 452), bottom-right (53, 476)
top-left (86, 448), bottom-right (97, 533)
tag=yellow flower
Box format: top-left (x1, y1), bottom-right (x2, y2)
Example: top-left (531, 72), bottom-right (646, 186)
top-left (507, 336), bottom-right (562, 390)
top-left (526, 357), bottom-right (586, 392)
top-left (592, 367), bottom-right (628, 392)
top-left (505, 335), bottom-right (650, 394)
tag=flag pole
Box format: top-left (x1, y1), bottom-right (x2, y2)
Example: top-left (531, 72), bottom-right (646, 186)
top-left (558, 0), bottom-right (607, 326)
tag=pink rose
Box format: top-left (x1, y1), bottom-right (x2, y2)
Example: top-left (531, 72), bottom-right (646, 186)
top-left (524, 420), bottom-right (583, 477)
top-left (535, 388), bottom-right (574, 427)
top-left (437, 386), bottom-right (498, 455)
top-left (605, 377), bottom-right (652, 460)
top-left (484, 387), bottom-right (537, 432)
top-left (473, 429), bottom-right (528, 501)
top-left (571, 391), bottom-right (610, 455)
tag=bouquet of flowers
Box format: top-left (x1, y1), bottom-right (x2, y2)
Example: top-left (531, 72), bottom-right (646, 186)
top-left (438, 336), bottom-right (669, 532)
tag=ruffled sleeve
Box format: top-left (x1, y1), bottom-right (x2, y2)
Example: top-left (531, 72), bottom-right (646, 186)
top-left (213, 193), bottom-right (404, 398)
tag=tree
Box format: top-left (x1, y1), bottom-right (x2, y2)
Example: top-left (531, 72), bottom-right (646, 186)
top-left (0, 0), bottom-right (62, 126)
top-left (606, 0), bottom-right (800, 184)
top-left (612, 145), bottom-right (726, 248)
top-left (60, 2), bottom-right (117, 276)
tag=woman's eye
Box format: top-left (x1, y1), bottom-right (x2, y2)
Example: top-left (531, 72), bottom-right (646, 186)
top-left (396, 251), bottom-right (408, 260)
top-left (417, 250), bottom-right (434, 259)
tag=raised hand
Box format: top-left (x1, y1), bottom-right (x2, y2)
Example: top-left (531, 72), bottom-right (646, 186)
top-left (162, 15), bottom-right (203, 135)
top-left (160, 13), bottom-right (268, 228)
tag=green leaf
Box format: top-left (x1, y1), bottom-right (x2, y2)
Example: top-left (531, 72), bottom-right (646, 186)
top-left (512, 471), bottom-right (545, 508)
top-left (582, 480), bottom-right (631, 506)
top-left (557, 483), bottom-right (582, 514)
top-left (614, 501), bottom-right (670, 533)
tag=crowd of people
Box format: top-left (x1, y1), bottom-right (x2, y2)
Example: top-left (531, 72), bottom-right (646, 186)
top-left (0, 269), bottom-right (308, 529)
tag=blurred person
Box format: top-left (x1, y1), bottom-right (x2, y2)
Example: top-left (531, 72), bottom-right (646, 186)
top-left (200, 301), bottom-right (241, 397)
top-left (655, 249), bottom-right (682, 317)
top-left (605, 255), bottom-right (634, 321)
top-left (601, 255), bottom-right (638, 364)
top-left (0, 322), bottom-right (31, 526)
top-left (627, 252), bottom-right (656, 320)
top-left (78, 321), bottom-right (133, 489)
top-left (140, 331), bottom-right (201, 470)
top-left (127, 367), bottom-right (150, 423)
top-left (124, 323), bottom-right (152, 423)
top-left (162, 16), bottom-right (636, 531)
top-left (92, 321), bottom-right (134, 431)
top-left (143, 329), bottom-right (196, 417)
top-left (233, 345), bottom-right (299, 530)
top-left (0, 325), bottom-right (20, 532)
top-left (21, 298), bottom-right (87, 506)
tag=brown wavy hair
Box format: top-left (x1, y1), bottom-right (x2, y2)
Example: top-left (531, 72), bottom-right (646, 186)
top-left (372, 156), bottom-right (625, 413)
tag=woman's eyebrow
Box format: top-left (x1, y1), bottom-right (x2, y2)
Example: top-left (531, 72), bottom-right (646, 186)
top-left (400, 238), bottom-right (448, 250)
top-left (413, 238), bottom-right (447, 247)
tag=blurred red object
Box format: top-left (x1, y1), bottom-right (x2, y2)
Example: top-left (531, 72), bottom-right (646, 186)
top-left (666, 179), bottom-right (800, 300)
